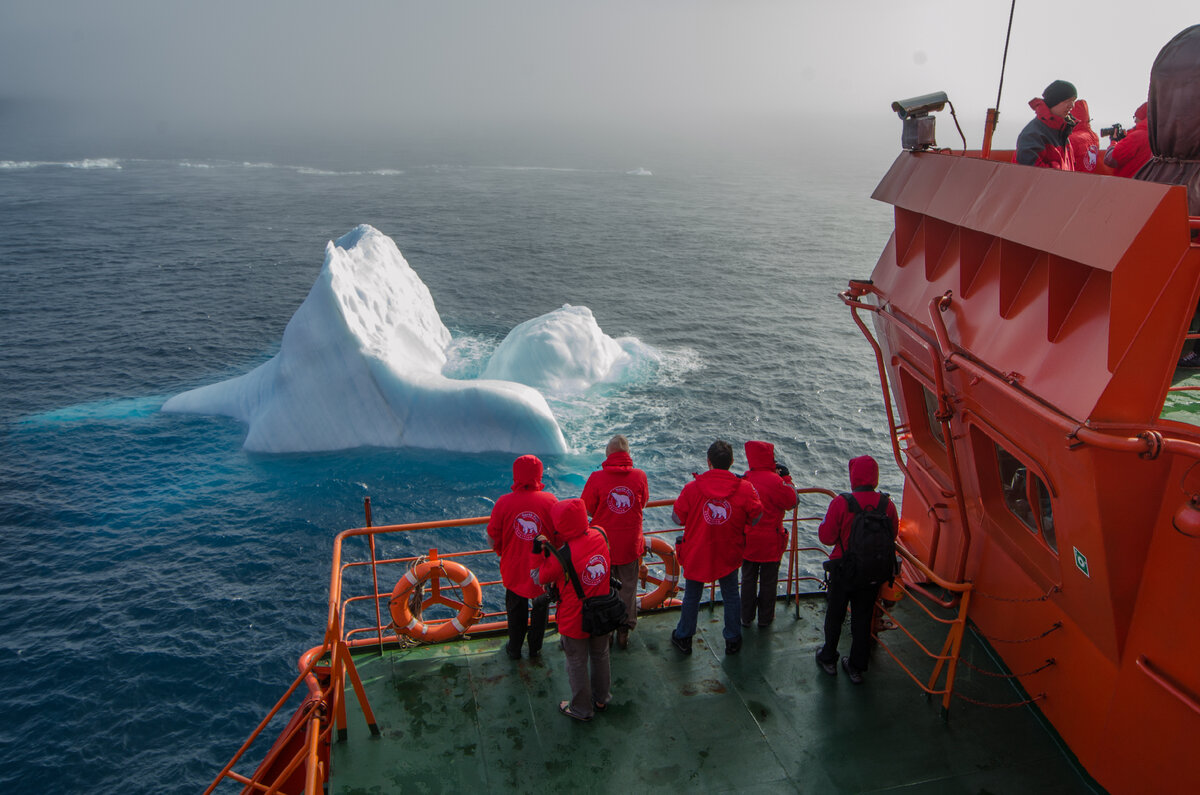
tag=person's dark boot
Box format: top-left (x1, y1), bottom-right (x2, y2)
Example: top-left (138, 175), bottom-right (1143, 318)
top-left (670, 631), bottom-right (692, 655)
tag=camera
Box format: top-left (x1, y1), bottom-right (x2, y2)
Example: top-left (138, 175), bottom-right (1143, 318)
top-left (775, 463), bottom-right (790, 478)
top-left (890, 91), bottom-right (949, 151)
top-left (532, 536), bottom-right (547, 556)
top-left (1101, 123), bottom-right (1126, 142)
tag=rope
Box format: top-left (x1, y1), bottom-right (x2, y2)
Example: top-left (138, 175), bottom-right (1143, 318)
top-left (977, 621), bottom-right (1062, 643)
top-left (955, 691), bottom-right (1045, 709)
top-left (958, 655), bottom-right (1056, 678)
top-left (973, 584), bottom-right (1060, 603)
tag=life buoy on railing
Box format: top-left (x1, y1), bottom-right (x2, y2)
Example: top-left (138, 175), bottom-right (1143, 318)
top-left (389, 559), bottom-right (483, 642)
top-left (638, 536), bottom-right (680, 610)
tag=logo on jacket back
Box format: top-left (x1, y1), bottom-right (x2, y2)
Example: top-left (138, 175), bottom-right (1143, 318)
top-left (513, 512), bottom-right (540, 540)
top-left (702, 499), bottom-right (731, 525)
top-left (582, 554), bottom-right (608, 586)
top-left (607, 486), bottom-right (635, 513)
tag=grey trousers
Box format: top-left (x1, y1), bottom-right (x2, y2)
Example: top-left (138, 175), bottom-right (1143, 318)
top-left (613, 560), bottom-right (639, 630)
top-left (561, 634), bottom-right (612, 718)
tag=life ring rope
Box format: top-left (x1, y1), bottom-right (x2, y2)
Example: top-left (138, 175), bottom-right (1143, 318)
top-left (389, 559), bottom-right (483, 643)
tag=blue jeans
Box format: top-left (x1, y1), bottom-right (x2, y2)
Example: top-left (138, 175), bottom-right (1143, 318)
top-left (673, 571), bottom-right (742, 642)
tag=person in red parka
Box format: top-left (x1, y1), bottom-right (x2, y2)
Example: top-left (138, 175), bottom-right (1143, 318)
top-left (740, 441), bottom-right (798, 628)
top-left (487, 454), bottom-right (558, 660)
top-left (1014, 80), bottom-right (1078, 170)
top-left (535, 498), bottom-right (612, 721)
top-left (815, 455), bottom-right (899, 684)
top-left (1068, 99), bottom-right (1100, 172)
top-left (669, 440), bottom-right (763, 656)
top-left (1104, 102), bottom-right (1152, 178)
top-left (581, 434), bottom-right (649, 650)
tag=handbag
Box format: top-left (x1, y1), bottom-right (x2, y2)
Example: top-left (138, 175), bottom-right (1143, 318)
top-left (553, 535), bottom-right (627, 636)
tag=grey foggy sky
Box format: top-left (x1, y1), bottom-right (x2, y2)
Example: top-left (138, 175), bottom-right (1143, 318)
top-left (0, 1), bottom-right (1195, 154)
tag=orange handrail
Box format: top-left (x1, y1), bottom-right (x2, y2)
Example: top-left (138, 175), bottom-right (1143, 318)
top-left (871, 542), bottom-right (974, 717)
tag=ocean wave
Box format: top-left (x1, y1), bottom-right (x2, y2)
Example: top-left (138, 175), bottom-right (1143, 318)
top-left (0, 158), bottom-right (123, 170)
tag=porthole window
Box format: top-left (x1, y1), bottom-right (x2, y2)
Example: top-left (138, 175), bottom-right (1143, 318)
top-left (996, 445), bottom-right (1057, 554)
top-left (922, 386), bottom-right (946, 447)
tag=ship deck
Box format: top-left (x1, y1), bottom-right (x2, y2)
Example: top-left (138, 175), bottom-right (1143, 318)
top-left (1163, 365), bottom-right (1200, 425)
top-left (329, 595), bottom-right (1101, 793)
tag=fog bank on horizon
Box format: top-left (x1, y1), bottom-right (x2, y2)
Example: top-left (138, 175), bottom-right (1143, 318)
top-left (1, 1), bottom-right (1194, 161)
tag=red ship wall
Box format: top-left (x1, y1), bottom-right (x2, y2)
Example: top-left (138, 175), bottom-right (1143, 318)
top-left (867, 151), bottom-right (1200, 793)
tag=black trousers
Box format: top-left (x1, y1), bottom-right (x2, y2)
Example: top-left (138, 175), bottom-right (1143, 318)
top-left (505, 589), bottom-right (549, 655)
top-left (740, 560), bottom-right (780, 626)
top-left (817, 570), bottom-right (878, 672)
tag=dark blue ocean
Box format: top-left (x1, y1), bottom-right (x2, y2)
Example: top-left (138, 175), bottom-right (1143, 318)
top-left (0, 134), bottom-right (900, 793)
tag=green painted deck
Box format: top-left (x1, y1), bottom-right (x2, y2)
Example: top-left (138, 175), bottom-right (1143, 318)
top-left (328, 596), bottom-right (1100, 794)
top-left (1163, 365), bottom-right (1200, 425)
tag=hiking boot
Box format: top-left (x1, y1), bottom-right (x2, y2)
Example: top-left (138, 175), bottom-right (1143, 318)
top-left (841, 657), bottom-right (864, 684)
top-left (505, 644), bottom-right (521, 660)
top-left (725, 637), bottom-right (742, 655)
top-left (616, 628), bottom-right (630, 650)
top-left (1180, 351), bottom-right (1200, 369)
top-left (816, 650), bottom-right (837, 676)
top-left (670, 631), bottom-right (692, 655)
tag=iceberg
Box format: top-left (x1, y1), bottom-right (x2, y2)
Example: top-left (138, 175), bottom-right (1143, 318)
top-left (483, 304), bottom-right (659, 394)
top-left (162, 225), bottom-right (568, 455)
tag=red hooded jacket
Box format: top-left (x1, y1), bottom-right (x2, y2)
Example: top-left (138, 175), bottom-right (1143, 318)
top-left (741, 441), bottom-right (798, 563)
top-left (673, 468), bottom-right (763, 582)
top-left (818, 456), bottom-right (899, 561)
top-left (486, 455), bottom-right (558, 599)
top-left (581, 450), bottom-right (648, 566)
top-left (537, 499), bottom-right (611, 639)
top-left (1014, 98), bottom-right (1076, 170)
top-left (1068, 99), bottom-right (1100, 172)
top-left (1106, 102), bottom-right (1152, 178)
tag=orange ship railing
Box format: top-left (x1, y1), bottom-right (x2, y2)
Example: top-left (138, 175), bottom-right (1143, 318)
top-left (205, 492), bottom-right (837, 794)
top-left (872, 543), bottom-right (974, 718)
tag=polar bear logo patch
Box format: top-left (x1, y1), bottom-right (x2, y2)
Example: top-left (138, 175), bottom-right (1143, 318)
top-left (583, 554), bottom-right (608, 586)
top-left (608, 486), bottom-right (635, 513)
top-left (514, 512), bottom-right (540, 540)
top-left (702, 499), bottom-right (731, 525)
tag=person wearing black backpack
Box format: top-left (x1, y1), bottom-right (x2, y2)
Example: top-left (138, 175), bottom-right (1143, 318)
top-left (815, 455), bottom-right (898, 684)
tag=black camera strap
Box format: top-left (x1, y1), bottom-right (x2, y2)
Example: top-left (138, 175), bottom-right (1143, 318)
top-left (549, 527), bottom-right (610, 601)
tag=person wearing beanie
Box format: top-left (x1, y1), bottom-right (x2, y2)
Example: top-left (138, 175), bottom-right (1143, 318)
top-left (1104, 102), bottom-right (1152, 179)
top-left (815, 455), bottom-right (899, 685)
top-left (581, 434), bottom-right (649, 650)
top-left (1014, 79), bottom-right (1078, 169)
top-left (535, 498), bottom-right (613, 721)
top-left (486, 454), bottom-right (558, 660)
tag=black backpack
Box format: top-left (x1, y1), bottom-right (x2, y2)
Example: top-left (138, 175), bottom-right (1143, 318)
top-left (836, 492), bottom-right (896, 589)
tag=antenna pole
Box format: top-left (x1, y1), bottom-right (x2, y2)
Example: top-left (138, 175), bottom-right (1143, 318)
top-left (982, 0), bottom-right (1017, 157)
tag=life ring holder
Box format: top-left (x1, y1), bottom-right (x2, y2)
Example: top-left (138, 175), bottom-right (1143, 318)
top-left (638, 535), bottom-right (681, 610)
top-left (389, 558), bottom-right (483, 642)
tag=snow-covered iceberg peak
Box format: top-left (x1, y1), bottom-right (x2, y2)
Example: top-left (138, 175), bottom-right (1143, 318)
top-left (163, 225), bottom-right (568, 455)
top-left (483, 304), bottom-right (658, 394)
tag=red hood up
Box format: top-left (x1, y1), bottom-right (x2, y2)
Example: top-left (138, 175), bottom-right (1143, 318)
top-left (849, 455), bottom-right (879, 490)
top-left (1071, 99), bottom-right (1093, 131)
top-left (744, 440), bottom-right (776, 471)
top-left (550, 498), bottom-right (589, 540)
top-left (512, 455), bottom-right (544, 491)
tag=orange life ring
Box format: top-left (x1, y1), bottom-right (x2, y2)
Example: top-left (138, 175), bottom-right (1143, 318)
top-left (389, 559), bottom-right (483, 642)
top-left (637, 536), bottom-right (680, 611)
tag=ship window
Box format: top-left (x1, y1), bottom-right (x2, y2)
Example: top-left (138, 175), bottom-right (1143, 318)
top-left (996, 445), bottom-right (1057, 553)
top-left (922, 386), bottom-right (946, 447)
